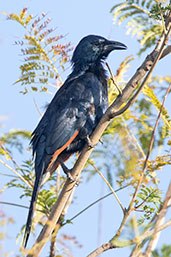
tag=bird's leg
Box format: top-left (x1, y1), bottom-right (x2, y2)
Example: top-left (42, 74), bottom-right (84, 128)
top-left (86, 135), bottom-right (97, 149)
top-left (58, 157), bottom-right (75, 181)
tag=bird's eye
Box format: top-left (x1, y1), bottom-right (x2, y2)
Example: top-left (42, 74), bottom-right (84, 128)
top-left (99, 39), bottom-right (105, 43)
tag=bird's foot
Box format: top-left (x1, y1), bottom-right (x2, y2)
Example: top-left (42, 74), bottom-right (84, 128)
top-left (65, 169), bottom-right (80, 185)
top-left (62, 164), bottom-right (75, 182)
top-left (86, 136), bottom-right (97, 149)
top-left (58, 158), bottom-right (77, 183)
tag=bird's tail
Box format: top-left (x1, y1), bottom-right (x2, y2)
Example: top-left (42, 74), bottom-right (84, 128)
top-left (23, 165), bottom-right (44, 248)
top-left (22, 153), bottom-right (72, 247)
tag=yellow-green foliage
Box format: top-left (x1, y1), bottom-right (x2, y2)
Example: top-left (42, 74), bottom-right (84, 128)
top-left (5, 8), bottom-right (72, 94)
top-left (110, 0), bottom-right (171, 55)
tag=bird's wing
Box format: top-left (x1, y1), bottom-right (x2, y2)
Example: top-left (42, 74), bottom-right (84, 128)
top-left (44, 106), bottom-right (86, 170)
top-left (23, 73), bottom-right (101, 248)
top-left (32, 73), bottom-right (97, 172)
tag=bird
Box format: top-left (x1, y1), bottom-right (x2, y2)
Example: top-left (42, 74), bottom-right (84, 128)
top-left (23, 34), bottom-right (127, 247)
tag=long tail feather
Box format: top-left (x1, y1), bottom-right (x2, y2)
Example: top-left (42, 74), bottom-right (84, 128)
top-left (23, 165), bottom-right (44, 248)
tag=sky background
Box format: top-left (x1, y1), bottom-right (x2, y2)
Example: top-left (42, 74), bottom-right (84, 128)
top-left (0, 0), bottom-right (171, 256)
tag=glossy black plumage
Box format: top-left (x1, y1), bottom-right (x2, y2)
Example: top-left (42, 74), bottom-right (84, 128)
top-left (23, 34), bottom-right (127, 247)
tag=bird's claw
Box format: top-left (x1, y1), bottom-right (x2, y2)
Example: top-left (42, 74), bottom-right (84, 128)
top-left (59, 158), bottom-right (79, 184)
top-left (66, 170), bottom-right (80, 185)
top-left (60, 164), bottom-right (75, 182)
top-left (65, 169), bottom-right (75, 182)
top-left (86, 136), bottom-right (96, 149)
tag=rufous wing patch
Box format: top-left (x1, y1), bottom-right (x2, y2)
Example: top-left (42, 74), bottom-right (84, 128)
top-left (47, 130), bottom-right (79, 170)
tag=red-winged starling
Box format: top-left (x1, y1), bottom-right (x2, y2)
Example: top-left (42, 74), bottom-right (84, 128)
top-left (23, 34), bottom-right (127, 247)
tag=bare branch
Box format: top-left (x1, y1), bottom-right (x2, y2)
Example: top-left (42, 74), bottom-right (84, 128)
top-left (0, 201), bottom-right (28, 209)
top-left (160, 45), bottom-right (171, 59)
top-left (0, 201), bottom-right (45, 214)
top-left (140, 220), bottom-right (171, 243)
top-left (87, 220), bottom-right (171, 257)
top-left (64, 184), bottom-right (130, 225)
top-left (105, 61), bottom-right (122, 95)
top-left (91, 163), bottom-right (125, 213)
top-left (33, 98), bottom-right (43, 117)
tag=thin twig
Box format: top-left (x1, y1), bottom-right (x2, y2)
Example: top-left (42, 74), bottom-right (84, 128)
top-left (134, 189), bottom-right (158, 209)
top-left (0, 201), bottom-right (44, 214)
top-left (0, 159), bottom-right (31, 188)
top-left (0, 143), bottom-right (25, 176)
top-left (90, 163), bottom-right (125, 213)
top-left (33, 98), bottom-right (43, 117)
top-left (64, 184), bottom-right (131, 225)
top-left (0, 201), bottom-right (28, 209)
top-left (106, 62), bottom-right (122, 95)
top-left (160, 44), bottom-right (171, 59)
top-left (139, 219), bottom-right (171, 243)
top-left (121, 117), bottom-right (145, 159)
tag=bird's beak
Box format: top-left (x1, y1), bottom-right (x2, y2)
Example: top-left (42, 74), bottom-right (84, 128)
top-left (104, 40), bottom-right (127, 52)
top-left (111, 40), bottom-right (127, 50)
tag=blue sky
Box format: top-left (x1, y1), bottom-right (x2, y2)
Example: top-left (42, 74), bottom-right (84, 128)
top-left (0, 0), bottom-right (171, 256)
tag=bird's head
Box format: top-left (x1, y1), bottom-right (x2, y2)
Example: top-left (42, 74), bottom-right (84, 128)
top-left (71, 34), bottom-right (127, 71)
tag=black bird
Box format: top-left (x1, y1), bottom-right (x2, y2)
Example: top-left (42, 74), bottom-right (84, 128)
top-left (23, 34), bottom-right (127, 247)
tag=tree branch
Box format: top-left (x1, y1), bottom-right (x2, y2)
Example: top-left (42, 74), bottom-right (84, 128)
top-left (86, 26), bottom-right (171, 257)
top-left (88, 80), bottom-right (171, 257)
top-left (87, 220), bottom-right (171, 257)
top-left (160, 44), bottom-right (171, 60)
top-left (26, 12), bottom-right (171, 257)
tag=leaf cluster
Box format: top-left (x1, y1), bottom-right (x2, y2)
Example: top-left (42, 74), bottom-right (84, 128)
top-left (110, 0), bottom-right (171, 55)
top-left (0, 129), bottom-right (31, 154)
top-left (135, 185), bottom-right (162, 224)
top-left (5, 8), bottom-right (72, 94)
